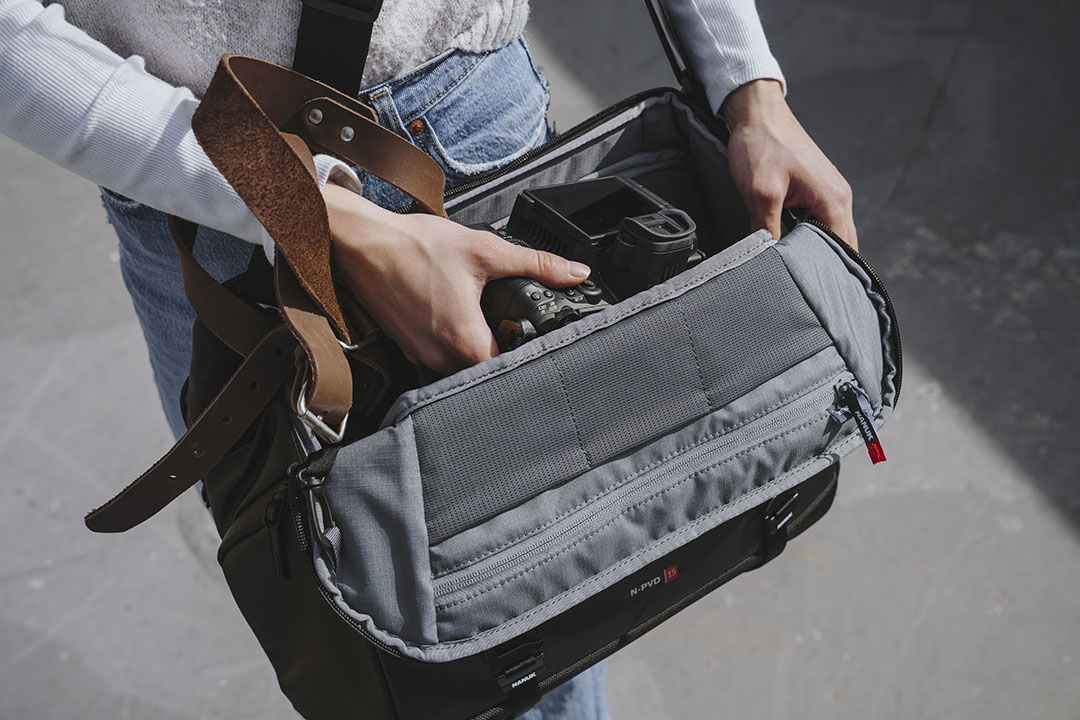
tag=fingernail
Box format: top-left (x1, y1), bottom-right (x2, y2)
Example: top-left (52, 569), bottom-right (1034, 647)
top-left (568, 261), bottom-right (591, 280)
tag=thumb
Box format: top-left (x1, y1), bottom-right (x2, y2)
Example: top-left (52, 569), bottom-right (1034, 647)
top-left (483, 237), bottom-right (592, 287)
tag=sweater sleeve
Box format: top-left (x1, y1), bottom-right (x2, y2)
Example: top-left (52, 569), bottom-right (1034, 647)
top-left (0, 0), bottom-right (361, 260)
top-left (662, 0), bottom-right (786, 115)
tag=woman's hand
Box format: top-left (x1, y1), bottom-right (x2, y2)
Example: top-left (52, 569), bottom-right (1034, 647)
top-left (722, 79), bottom-right (858, 249)
top-left (322, 184), bottom-right (591, 375)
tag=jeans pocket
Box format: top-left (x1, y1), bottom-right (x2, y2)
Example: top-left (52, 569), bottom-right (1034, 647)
top-left (406, 39), bottom-right (551, 185)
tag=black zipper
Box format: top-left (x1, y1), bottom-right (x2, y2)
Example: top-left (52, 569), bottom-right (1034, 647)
top-left (799, 217), bottom-right (904, 405)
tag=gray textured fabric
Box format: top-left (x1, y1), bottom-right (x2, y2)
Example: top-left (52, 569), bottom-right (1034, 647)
top-left (415, 246), bottom-right (831, 543)
top-left (305, 93), bottom-right (900, 662)
top-left (775, 226), bottom-right (894, 412)
top-left (318, 416), bottom-right (438, 645)
top-left (415, 355), bottom-right (591, 545)
top-left (432, 367), bottom-right (849, 639)
top-left (680, 248), bottom-right (833, 407)
top-left (429, 344), bottom-right (847, 577)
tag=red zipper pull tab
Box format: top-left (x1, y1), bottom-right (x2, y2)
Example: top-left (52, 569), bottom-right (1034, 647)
top-left (838, 382), bottom-right (887, 464)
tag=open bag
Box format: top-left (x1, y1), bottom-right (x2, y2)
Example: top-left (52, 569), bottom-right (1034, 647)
top-left (84, 5), bottom-right (902, 719)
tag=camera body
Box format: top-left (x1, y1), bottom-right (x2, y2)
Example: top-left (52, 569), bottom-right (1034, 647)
top-left (481, 177), bottom-right (703, 351)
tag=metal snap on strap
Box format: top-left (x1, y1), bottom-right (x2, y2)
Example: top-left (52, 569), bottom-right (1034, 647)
top-left (296, 377), bottom-right (349, 444)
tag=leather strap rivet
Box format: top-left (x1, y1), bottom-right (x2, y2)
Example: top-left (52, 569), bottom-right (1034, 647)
top-left (307, 107), bottom-right (324, 125)
top-left (192, 448), bottom-right (204, 458)
top-left (339, 125), bottom-right (355, 142)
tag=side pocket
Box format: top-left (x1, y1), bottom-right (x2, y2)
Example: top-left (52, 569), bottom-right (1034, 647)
top-left (217, 485), bottom-right (397, 720)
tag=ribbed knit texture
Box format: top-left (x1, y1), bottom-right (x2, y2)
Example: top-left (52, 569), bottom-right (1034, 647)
top-left (0, 0), bottom-right (783, 253)
top-left (664, 0), bottom-right (785, 114)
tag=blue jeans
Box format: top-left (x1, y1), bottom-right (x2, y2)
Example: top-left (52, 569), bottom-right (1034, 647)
top-left (101, 37), bottom-right (611, 720)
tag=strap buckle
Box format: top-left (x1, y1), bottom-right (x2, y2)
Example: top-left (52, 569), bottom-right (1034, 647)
top-left (295, 377), bottom-right (349, 445)
top-left (301, 0), bottom-right (383, 22)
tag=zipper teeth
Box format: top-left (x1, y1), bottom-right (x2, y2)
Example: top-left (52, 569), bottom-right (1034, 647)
top-left (799, 218), bottom-right (903, 404)
top-left (435, 381), bottom-right (840, 599)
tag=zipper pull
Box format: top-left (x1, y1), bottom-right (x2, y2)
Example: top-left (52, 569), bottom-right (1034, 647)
top-left (836, 382), bottom-right (887, 464)
top-left (264, 487), bottom-right (291, 579)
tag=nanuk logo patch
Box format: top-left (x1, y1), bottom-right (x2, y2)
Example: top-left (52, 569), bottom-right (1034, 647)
top-left (629, 564), bottom-right (679, 598)
top-left (511, 672), bottom-right (537, 689)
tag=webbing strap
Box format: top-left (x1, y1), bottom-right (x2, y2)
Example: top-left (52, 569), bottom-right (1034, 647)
top-left (293, 0), bottom-right (384, 97)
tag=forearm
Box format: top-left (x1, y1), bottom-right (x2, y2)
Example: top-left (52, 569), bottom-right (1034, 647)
top-left (661, 0), bottom-right (785, 114)
top-left (0, 0), bottom-right (355, 256)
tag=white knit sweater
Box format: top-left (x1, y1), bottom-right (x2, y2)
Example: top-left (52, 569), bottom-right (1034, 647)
top-left (53, 0), bottom-right (531, 95)
top-left (0, 0), bottom-right (784, 256)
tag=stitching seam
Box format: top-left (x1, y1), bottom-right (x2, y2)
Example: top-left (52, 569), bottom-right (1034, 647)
top-left (678, 303), bottom-right (712, 412)
top-left (552, 354), bottom-right (593, 469)
top-left (430, 367), bottom-right (843, 577)
top-left (393, 236), bottom-right (771, 424)
top-left (434, 414), bottom-right (829, 613)
top-left (403, 54), bottom-right (486, 122)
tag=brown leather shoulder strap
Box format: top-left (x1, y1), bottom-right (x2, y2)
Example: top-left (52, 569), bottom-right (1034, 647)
top-left (191, 54), bottom-right (447, 341)
top-left (85, 325), bottom-right (297, 533)
top-left (169, 216), bottom-right (277, 356)
top-left (87, 54), bottom-right (448, 532)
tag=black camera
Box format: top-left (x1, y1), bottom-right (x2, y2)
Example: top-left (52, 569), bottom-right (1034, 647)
top-left (481, 177), bottom-right (703, 351)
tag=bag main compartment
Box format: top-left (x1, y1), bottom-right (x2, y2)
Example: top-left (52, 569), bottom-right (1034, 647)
top-left (304, 91), bottom-right (900, 662)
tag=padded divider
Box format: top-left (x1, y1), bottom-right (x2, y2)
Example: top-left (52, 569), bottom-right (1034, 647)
top-left (446, 92), bottom-right (750, 254)
top-left (414, 246), bottom-right (832, 545)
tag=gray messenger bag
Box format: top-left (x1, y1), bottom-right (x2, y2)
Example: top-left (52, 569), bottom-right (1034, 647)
top-left (85, 2), bottom-right (901, 718)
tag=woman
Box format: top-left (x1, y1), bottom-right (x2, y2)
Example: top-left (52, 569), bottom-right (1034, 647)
top-left (0, 1), bottom-right (856, 717)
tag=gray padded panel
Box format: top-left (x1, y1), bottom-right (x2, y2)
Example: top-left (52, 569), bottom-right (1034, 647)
top-left (414, 247), bottom-right (832, 545)
top-left (558, 300), bottom-right (710, 463)
top-left (415, 355), bottom-right (590, 545)
top-left (682, 248), bottom-right (833, 408)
